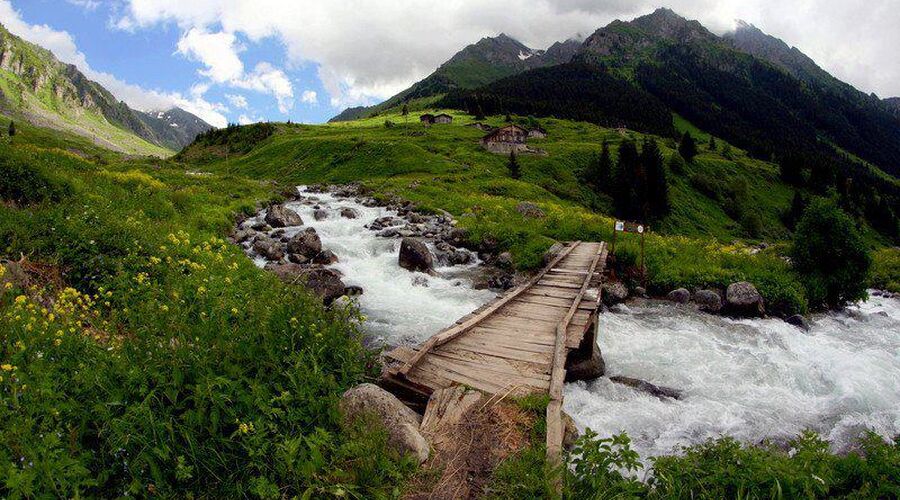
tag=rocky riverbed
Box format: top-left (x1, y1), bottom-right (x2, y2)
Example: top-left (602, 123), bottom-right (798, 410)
top-left (231, 184), bottom-right (501, 345)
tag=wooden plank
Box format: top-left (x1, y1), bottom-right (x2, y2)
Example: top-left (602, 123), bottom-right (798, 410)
top-left (547, 242), bottom-right (605, 466)
top-left (444, 338), bottom-right (553, 365)
top-left (418, 354), bottom-right (549, 392)
top-left (431, 348), bottom-right (551, 382)
top-left (397, 242), bottom-right (581, 376)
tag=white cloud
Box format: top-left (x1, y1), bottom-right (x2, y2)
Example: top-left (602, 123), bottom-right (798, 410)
top-left (65, 0), bottom-right (100, 11)
top-left (300, 90), bottom-right (317, 105)
top-left (237, 114), bottom-right (264, 125)
top-left (0, 0), bottom-right (228, 127)
top-left (114, 0), bottom-right (900, 109)
top-left (176, 28), bottom-right (244, 83)
top-left (232, 62), bottom-right (294, 113)
top-left (225, 93), bottom-right (248, 109)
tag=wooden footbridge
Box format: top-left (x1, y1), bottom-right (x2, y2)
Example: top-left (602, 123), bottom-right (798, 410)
top-left (384, 241), bottom-right (608, 460)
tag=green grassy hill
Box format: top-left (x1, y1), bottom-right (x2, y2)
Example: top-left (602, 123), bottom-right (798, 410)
top-left (181, 109), bottom-right (894, 315)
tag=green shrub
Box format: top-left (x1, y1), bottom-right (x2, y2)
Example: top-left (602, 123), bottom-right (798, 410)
top-left (871, 247), bottom-right (900, 293)
top-left (0, 151), bottom-right (73, 204)
top-left (792, 197), bottom-right (872, 309)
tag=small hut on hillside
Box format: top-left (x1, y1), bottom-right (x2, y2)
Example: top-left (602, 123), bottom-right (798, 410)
top-left (527, 126), bottom-right (547, 139)
top-left (434, 113), bottom-right (453, 124)
top-left (480, 124), bottom-right (529, 154)
top-left (420, 114), bottom-right (435, 125)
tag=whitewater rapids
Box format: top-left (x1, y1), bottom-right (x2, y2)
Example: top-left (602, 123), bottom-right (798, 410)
top-left (564, 296), bottom-right (900, 460)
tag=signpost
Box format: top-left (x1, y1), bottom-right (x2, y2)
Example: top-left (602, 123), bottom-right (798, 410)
top-left (610, 220), bottom-right (647, 286)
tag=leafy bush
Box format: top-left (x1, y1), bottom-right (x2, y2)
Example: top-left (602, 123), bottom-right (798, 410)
top-left (0, 149), bottom-right (73, 204)
top-left (792, 197), bottom-right (872, 308)
top-left (871, 247), bottom-right (900, 292)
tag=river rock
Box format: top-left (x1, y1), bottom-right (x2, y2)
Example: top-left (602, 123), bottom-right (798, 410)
top-left (411, 275), bottom-right (429, 287)
top-left (252, 236), bottom-right (284, 261)
top-left (449, 249), bottom-right (472, 265)
top-left (515, 201), bottom-right (545, 218)
top-left (543, 242), bottom-right (566, 265)
top-left (344, 285), bottom-right (364, 296)
top-left (399, 237), bottom-right (433, 273)
top-left (785, 314), bottom-right (810, 331)
top-left (565, 348), bottom-right (605, 382)
top-left (340, 207), bottom-right (360, 219)
top-left (287, 228), bottom-right (322, 258)
top-left (632, 286), bottom-right (647, 298)
top-left (667, 288), bottom-right (691, 304)
top-left (446, 227), bottom-right (469, 247)
top-left (694, 289), bottom-right (722, 313)
top-left (496, 252), bottom-right (514, 270)
top-left (562, 411), bottom-right (579, 451)
top-left (265, 204), bottom-right (303, 228)
top-left (288, 253), bottom-right (309, 265)
top-left (339, 383), bottom-right (429, 463)
top-left (313, 208), bottom-right (328, 221)
top-left (726, 281), bottom-right (765, 317)
top-left (610, 376), bottom-right (681, 400)
top-left (231, 228), bottom-right (254, 243)
top-left (301, 268), bottom-right (347, 304)
top-left (602, 282), bottom-right (629, 306)
top-left (312, 249), bottom-right (339, 265)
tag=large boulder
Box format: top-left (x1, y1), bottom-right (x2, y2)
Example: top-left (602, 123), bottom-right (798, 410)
top-left (666, 288), bottom-right (691, 304)
top-left (265, 204), bottom-right (303, 228)
top-left (565, 348), bottom-right (605, 382)
top-left (515, 201), bottom-right (545, 218)
top-left (398, 238), bottom-right (434, 273)
top-left (785, 314), bottom-right (810, 331)
top-left (602, 282), bottom-right (629, 306)
top-left (340, 384), bottom-right (429, 463)
top-left (726, 281), bottom-right (765, 317)
top-left (694, 289), bottom-right (722, 313)
top-left (252, 236), bottom-right (284, 261)
top-left (265, 264), bottom-right (346, 304)
top-left (287, 228), bottom-right (322, 259)
top-left (313, 208), bottom-right (328, 221)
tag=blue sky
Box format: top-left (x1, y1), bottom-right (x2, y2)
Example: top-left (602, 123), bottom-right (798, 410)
top-left (2, 0), bottom-right (899, 128)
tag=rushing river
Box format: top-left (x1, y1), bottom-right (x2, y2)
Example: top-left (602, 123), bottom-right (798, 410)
top-left (564, 296), bottom-right (900, 460)
top-left (276, 188), bottom-right (495, 346)
top-left (254, 188), bottom-right (900, 460)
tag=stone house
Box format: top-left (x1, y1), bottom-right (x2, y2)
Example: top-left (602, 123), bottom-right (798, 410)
top-left (527, 126), bottom-right (547, 139)
top-left (434, 113), bottom-right (453, 124)
top-left (419, 114), bottom-right (435, 125)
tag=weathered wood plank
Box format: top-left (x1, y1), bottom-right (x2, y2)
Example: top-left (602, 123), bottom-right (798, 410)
top-left (397, 242), bottom-right (581, 375)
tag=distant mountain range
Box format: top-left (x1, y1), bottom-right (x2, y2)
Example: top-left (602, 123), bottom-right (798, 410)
top-left (329, 34), bottom-right (582, 122)
top-left (0, 23), bottom-right (211, 155)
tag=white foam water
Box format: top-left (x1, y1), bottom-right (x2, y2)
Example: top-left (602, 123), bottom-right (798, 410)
top-left (275, 188), bottom-right (495, 346)
top-left (564, 294), bottom-right (900, 461)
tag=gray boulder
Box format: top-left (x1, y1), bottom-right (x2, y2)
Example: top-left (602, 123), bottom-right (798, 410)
top-left (449, 249), bottom-right (472, 265)
top-left (264, 264), bottom-right (346, 304)
top-left (340, 207), bottom-right (360, 219)
top-left (398, 238), bottom-right (434, 273)
top-left (339, 383), bottom-right (429, 463)
top-left (667, 288), bottom-right (691, 304)
top-left (313, 208), bottom-right (328, 221)
top-left (252, 236), bottom-right (284, 261)
top-left (565, 348), bottom-right (605, 382)
top-left (496, 252), bottom-right (514, 270)
top-left (726, 281), bottom-right (765, 317)
top-left (602, 282), bottom-right (629, 306)
top-left (610, 376), bottom-right (681, 400)
top-left (785, 314), bottom-right (810, 331)
top-left (543, 242), bottom-right (566, 265)
top-left (515, 201), bottom-right (545, 218)
top-left (694, 289), bottom-right (722, 313)
top-left (312, 249), bottom-right (339, 265)
top-left (265, 204), bottom-right (303, 228)
top-left (287, 228), bottom-right (322, 259)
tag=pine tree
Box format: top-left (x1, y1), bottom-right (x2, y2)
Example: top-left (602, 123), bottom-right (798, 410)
top-left (785, 190), bottom-right (807, 229)
top-left (597, 141), bottom-right (611, 190)
top-left (668, 152), bottom-right (686, 175)
top-left (678, 131), bottom-right (697, 163)
top-left (7, 121), bottom-right (15, 137)
top-left (708, 135), bottom-right (716, 151)
top-left (642, 139), bottom-right (669, 219)
top-left (612, 140), bottom-right (640, 219)
top-left (507, 151), bottom-right (521, 179)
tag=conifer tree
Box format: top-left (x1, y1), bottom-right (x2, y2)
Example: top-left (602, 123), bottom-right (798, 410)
top-left (678, 131), bottom-right (697, 163)
top-left (7, 120), bottom-right (15, 137)
top-left (612, 140), bottom-right (640, 219)
top-left (708, 135), bottom-right (716, 151)
top-left (507, 151), bottom-right (521, 179)
top-left (597, 141), bottom-right (611, 190)
top-left (642, 139), bottom-right (669, 219)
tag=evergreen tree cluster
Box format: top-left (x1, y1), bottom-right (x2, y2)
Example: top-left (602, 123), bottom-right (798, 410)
top-left (585, 139), bottom-right (670, 222)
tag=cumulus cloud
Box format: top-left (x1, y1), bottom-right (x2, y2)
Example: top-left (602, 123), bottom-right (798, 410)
top-left (300, 90), bottom-right (317, 105)
top-left (237, 114), bottom-right (264, 125)
top-left (115, 0), bottom-right (900, 109)
top-left (225, 94), bottom-right (248, 109)
top-left (232, 62), bottom-right (294, 113)
top-left (0, 0), bottom-right (229, 127)
top-left (65, 0), bottom-right (100, 11)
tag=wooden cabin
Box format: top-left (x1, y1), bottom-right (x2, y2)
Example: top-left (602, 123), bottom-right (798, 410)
top-left (433, 113), bottom-right (453, 124)
top-left (480, 124), bottom-right (529, 154)
top-left (419, 114), bottom-right (435, 125)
